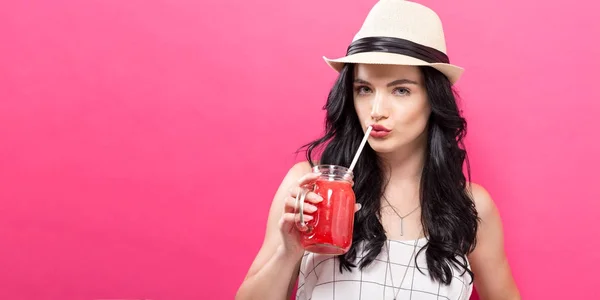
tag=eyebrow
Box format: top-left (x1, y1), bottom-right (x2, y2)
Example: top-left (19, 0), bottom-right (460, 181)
top-left (354, 78), bottom-right (419, 86)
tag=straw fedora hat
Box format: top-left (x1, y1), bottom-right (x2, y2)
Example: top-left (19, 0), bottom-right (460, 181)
top-left (323, 0), bottom-right (464, 84)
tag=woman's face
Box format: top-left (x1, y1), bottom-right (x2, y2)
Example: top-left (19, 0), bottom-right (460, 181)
top-left (353, 64), bottom-right (431, 154)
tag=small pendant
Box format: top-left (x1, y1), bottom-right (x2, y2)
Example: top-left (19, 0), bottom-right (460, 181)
top-left (400, 218), bottom-right (404, 236)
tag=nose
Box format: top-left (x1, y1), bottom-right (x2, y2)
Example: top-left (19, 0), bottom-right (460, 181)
top-left (370, 91), bottom-right (388, 121)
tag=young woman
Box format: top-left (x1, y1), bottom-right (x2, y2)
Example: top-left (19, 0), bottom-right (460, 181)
top-left (236, 1), bottom-right (520, 299)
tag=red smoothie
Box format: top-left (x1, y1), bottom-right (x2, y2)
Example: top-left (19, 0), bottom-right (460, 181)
top-left (300, 178), bottom-right (356, 255)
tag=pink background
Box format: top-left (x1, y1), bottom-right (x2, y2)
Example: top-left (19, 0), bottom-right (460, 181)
top-left (1, 0), bottom-right (599, 299)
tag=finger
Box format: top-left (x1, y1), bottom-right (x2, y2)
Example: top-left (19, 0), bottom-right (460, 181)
top-left (289, 187), bottom-right (323, 204)
top-left (290, 186), bottom-right (323, 203)
top-left (281, 212), bottom-right (314, 223)
top-left (284, 196), bottom-right (318, 214)
top-left (279, 213), bottom-right (295, 233)
top-left (354, 203), bottom-right (362, 213)
top-left (280, 213), bottom-right (313, 232)
top-left (288, 186), bottom-right (303, 198)
top-left (296, 171), bottom-right (321, 187)
top-left (305, 191), bottom-right (324, 204)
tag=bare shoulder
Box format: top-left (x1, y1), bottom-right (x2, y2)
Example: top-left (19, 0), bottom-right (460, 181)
top-left (466, 182), bottom-right (521, 298)
top-left (288, 160), bottom-right (313, 177)
top-left (467, 182), bottom-right (498, 219)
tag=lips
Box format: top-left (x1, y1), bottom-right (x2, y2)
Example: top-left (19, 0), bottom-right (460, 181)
top-left (370, 124), bottom-right (391, 132)
top-left (369, 124), bottom-right (391, 138)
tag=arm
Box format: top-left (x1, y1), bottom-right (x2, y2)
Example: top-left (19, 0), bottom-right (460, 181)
top-left (235, 162), bottom-right (312, 300)
top-left (236, 245), bottom-right (302, 300)
top-left (468, 183), bottom-right (521, 300)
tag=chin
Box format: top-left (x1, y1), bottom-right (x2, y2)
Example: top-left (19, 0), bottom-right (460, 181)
top-left (367, 139), bottom-right (401, 154)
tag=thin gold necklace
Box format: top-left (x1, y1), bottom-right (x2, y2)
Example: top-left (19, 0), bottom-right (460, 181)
top-left (384, 198), bottom-right (420, 236)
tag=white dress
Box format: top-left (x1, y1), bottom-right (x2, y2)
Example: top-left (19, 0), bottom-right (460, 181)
top-left (296, 237), bottom-right (473, 300)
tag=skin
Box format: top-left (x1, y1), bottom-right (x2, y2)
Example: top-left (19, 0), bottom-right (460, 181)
top-left (236, 64), bottom-right (520, 300)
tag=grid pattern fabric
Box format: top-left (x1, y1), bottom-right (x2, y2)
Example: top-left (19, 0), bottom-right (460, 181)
top-left (296, 237), bottom-right (473, 300)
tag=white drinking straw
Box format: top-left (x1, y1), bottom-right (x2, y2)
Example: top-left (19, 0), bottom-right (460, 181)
top-left (348, 126), bottom-right (372, 173)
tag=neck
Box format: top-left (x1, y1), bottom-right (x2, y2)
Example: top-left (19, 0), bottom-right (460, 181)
top-left (377, 135), bottom-right (428, 208)
top-left (379, 149), bottom-right (425, 184)
top-left (379, 136), bottom-right (427, 186)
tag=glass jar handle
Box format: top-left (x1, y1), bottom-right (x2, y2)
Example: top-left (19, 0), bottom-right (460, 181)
top-left (294, 186), bottom-right (312, 232)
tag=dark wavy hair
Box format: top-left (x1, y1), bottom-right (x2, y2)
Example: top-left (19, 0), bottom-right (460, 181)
top-left (299, 63), bottom-right (479, 285)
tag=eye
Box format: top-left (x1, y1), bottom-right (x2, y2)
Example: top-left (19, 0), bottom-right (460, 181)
top-left (393, 87), bottom-right (411, 96)
top-left (354, 86), bottom-right (372, 95)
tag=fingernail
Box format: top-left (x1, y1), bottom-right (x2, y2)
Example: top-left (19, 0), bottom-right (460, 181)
top-left (316, 195), bottom-right (324, 202)
top-left (304, 215), bottom-right (313, 221)
top-left (356, 203), bottom-right (362, 211)
top-left (306, 204), bottom-right (317, 212)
